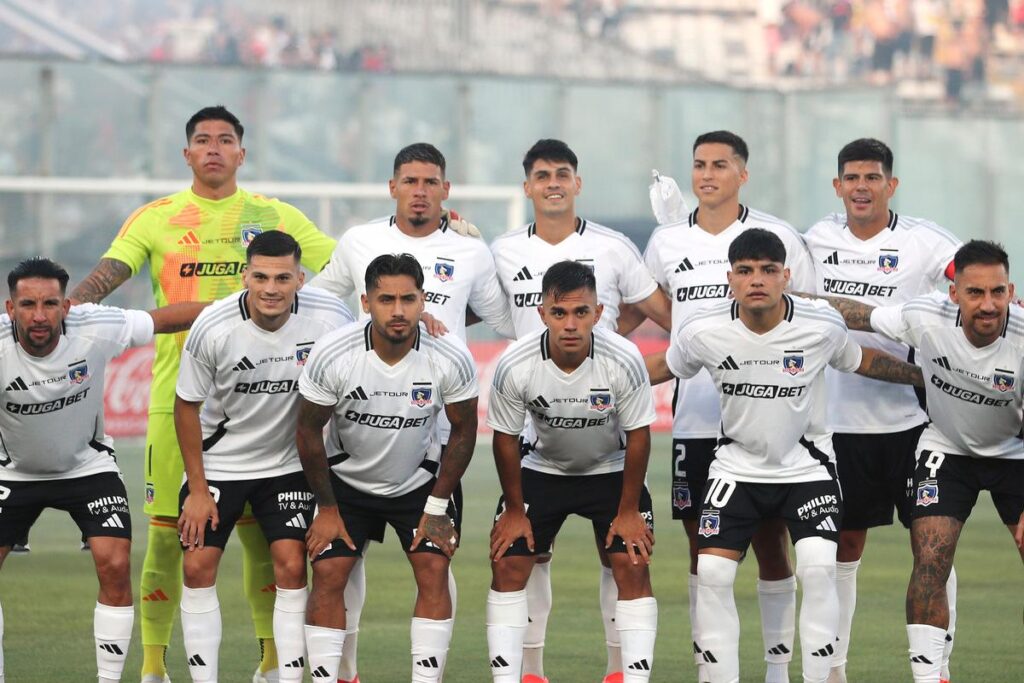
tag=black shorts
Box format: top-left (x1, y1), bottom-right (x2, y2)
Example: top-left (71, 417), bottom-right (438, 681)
top-left (911, 450), bottom-right (1024, 525)
top-left (0, 472), bottom-right (132, 547)
top-left (178, 471), bottom-right (314, 550)
top-left (696, 477), bottom-right (842, 552)
top-left (671, 438), bottom-right (717, 520)
top-left (833, 424), bottom-right (924, 530)
top-left (494, 468), bottom-right (654, 556)
top-left (313, 475), bottom-right (460, 561)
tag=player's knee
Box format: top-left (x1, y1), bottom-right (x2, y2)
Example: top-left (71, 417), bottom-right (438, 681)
top-left (491, 556), bottom-right (533, 591)
top-left (696, 553), bottom-right (739, 588)
top-left (95, 550), bottom-right (133, 595)
top-left (311, 560), bottom-right (350, 595)
top-left (273, 552), bottom-right (308, 588)
top-left (609, 557), bottom-right (652, 599)
top-left (794, 537), bottom-right (837, 589)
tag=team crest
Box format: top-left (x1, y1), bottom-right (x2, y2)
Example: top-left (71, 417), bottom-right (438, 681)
top-left (877, 253), bottom-right (899, 274)
top-left (240, 224), bottom-right (263, 246)
top-left (68, 360), bottom-right (89, 384)
top-left (698, 511), bottom-right (720, 537)
top-left (434, 261), bottom-right (455, 282)
top-left (589, 390), bottom-right (612, 411)
top-left (916, 480), bottom-right (939, 507)
top-left (782, 354), bottom-right (804, 375)
top-left (672, 484), bottom-right (692, 512)
top-left (411, 385), bottom-right (433, 407)
top-left (993, 371), bottom-right (1015, 392)
top-left (295, 346), bottom-right (312, 366)
top-left (145, 482), bottom-right (155, 504)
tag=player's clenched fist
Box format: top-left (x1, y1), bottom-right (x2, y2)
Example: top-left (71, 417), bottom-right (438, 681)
top-left (306, 505), bottom-right (355, 559)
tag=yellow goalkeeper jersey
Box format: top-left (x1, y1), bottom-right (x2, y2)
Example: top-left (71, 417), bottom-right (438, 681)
top-left (103, 187), bottom-right (337, 414)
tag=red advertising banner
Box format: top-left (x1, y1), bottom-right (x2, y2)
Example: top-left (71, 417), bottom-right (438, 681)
top-left (103, 339), bottom-right (675, 437)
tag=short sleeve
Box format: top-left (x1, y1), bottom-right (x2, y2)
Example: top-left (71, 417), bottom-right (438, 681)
top-left (486, 377), bottom-right (527, 436)
top-left (613, 348), bottom-right (657, 431)
top-left (828, 332), bottom-right (863, 373)
top-left (870, 303), bottom-right (915, 347)
top-left (176, 338), bottom-right (215, 403)
top-left (437, 342), bottom-right (480, 405)
top-left (616, 240), bottom-right (659, 304)
top-left (298, 348), bottom-right (343, 407)
top-left (308, 237), bottom-right (356, 299)
top-left (102, 206), bottom-right (156, 275)
top-left (643, 235), bottom-right (669, 290)
top-left (784, 232), bottom-right (817, 293)
top-left (124, 309), bottom-right (155, 348)
top-left (665, 328), bottom-right (703, 379)
top-left (467, 246), bottom-right (516, 339)
top-left (278, 202), bottom-right (337, 273)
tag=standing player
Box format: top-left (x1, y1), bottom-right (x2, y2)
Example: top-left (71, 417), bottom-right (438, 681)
top-left (173, 232), bottom-right (353, 682)
top-left (486, 261), bottom-right (659, 683)
top-left (70, 105), bottom-right (338, 683)
top-left (489, 138), bottom-right (670, 683)
top-left (642, 131), bottom-right (815, 683)
top-left (0, 257), bottom-right (203, 683)
top-left (801, 138), bottom-right (961, 683)
top-left (645, 229), bottom-right (924, 683)
top-left (310, 142), bottom-right (513, 683)
top-left (297, 253), bottom-right (478, 682)
top-left (806, 240), bottom-right (1024, 683)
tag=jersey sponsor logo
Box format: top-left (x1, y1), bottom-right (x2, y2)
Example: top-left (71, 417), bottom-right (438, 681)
top-left (87, 495), bottom-right (129, 515)
top-left (433, 258), bottom-right (455, 282)
top-left (6, 387), bottom-right (90, 414)
top-left (782, 352), bottom-right (804, 375)
top-left (177, 230), bottom-right (200, 246)
top-left (423, 290), bottom-right (451, 305)
top-left (411, 384), bottom-right (433, 407)
top-left (821, 278), bottom-right (897, 298)
top-left (993, 369), bottom-right (1015, 392)
top-left (233, 379), bottom-right (298, 395)
top-left (179, 261), bottom-right (246, 278)
top-left (797, 494), bottom-right (839, 520)
top-left (721, 382), bottom-right (806, 399)
top-left (675, 283), bottom-right (728, 302)
top-left (68, 360), bottom-right (89, 384)
top-left (513, 291), bottom-right (544, 308)
top-left (698, 511), bottom-right (720, 537)
top-left (240, 225), bottom-right (263, 246)
top-left (589, 389), bottom-right (613, 411)
top-left (536, 414), bottom-right (610, 429)
top-left (916, 480), bottom-right (939, 506)
top-left (877, 251), bottom-right (899, 274)
top-left (929, 375), bottom-right (1013, 407)
top-left (343, 409), bottom-right (430, 430)
top-left (296, 344), bottom-right (313, 366)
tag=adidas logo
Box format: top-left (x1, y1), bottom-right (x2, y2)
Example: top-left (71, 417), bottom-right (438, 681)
top-left (693, 642), bottom-right (717, 663)
top-left (188, 654), bottom-right (207, 667)
top-left (143, 589), bottom-right (170, 602)
top-left (311, 665), bottom-right (331, 678)
top-left (910, 655), bottom-right (933, 664)
top-left (815, 516), bottom-right (838, 532)
top-left (528, 396), bottom-right (550, 409)
top-left (4, 377), bottom-right (27, 391)
top-left (932, 356), bottom-right (952, 370)
top-left (285, 513), bottom-right (307, 530)
top-left (102, 514), bottom-right (125, 529)
top-left (178, 230), bottom-right (200, 246)
top-left (232, 356), bottom-right (256, 372)
top-left (823, 251), bottom-right (840, 265)
top-left (344, 386), bottom-right (369, 400)
top-left (415, 656), bottom-right (440, 668)
top-left (490, 655), bottom-right (510, 668)
top-left (627, 659), bottom-right (651, 671)
top-left (717, 356), bottom-right (739, 370)
top-left (767, 643), bottom-right (791, 656)
top-left (512, 266), bottom-right (533, 281)
top-left (675, 258), bottom-right (694, 272)
top-left (811, 643), bottom-right (835, 657)
top-left (99, 643), bottom-right (124, 655)
top-left (284, 656), bottom-right (305, 668)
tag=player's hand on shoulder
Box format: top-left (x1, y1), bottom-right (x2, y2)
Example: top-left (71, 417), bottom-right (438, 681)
top-left (306, 505), bottom-right (354, 559)
top-left (411, 512), bottom-right (458, 557)
top-left (490, 505), bottom-right (533, 561)
top-left (421, 311), bottom-right (449, 337)
top-left (178, 488), bottom-right (219, 551)
top-left (607, 510), bottom-right (654, 566)
top-left (443, 208), bottom-right (481, 238)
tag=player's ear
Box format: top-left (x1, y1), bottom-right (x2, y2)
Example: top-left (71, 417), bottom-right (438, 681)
top-left (574, 174), bottom-right (582, 195)
top-left (388, 177), bottom-right (398, 199)
top-left (594, 302), bottom-right (603, 324)
top-left (4, 299), bottom-right (12, 318)
top-left (442, 179), bottom-right (451, 200)
top-left (948, 282), bottom-right (958, 304)
top-left (887, 175), bottom-right (899, 197)
top-left (537, 304), bottom-right (546, 324)
top-left (783, 266), bottom-right (791, 287)
top-left (1008, 282), bottom-right (1015, 301)
top-left (238, 146), bottom-right (246, 167)
top-left (62, 297), bottom-right (71, 316)
top-left (296, 269), bottom-right (305, 289)
top-left (738, 165), bottom-right (749, 186)
top-left (361, 293), bottom-right (370, 314)
top-left (832, 177), bottom-right (842, 197)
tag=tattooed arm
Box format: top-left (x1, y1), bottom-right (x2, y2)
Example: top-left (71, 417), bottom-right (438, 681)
top-left (296, 397), bottom-right (354, 557)
top-left (855, 347), bottom-right (924, 386)
top-left (791, 291), bottom-right (876, 332)
top-left (69, 258), bottom-right (133, 304)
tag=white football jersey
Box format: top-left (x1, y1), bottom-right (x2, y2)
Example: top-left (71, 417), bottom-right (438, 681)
top-left (871, 292), bottom-right (1024, 460)
top-left (310, 215), bottom-right (514, 341)
top-left (490, 218), bottom-right (657, 337)
top-left (0, 304), bottom-right (153, 481)
top-left (805, 210), bottom-right (961, 433)
top-left (644, 206), bottom-right (816, 438)
top-left (299, 320), bottom-right (478, 497)
top-left (176, 287), bottom-right (354, 480)
top-left (488, 327), bottom-right (657, 476)
top-left (666, 296), bottom-right (862, 483)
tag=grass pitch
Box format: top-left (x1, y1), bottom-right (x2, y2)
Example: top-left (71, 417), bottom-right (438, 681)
top-left (2, 435), bottom-right (1022, 681)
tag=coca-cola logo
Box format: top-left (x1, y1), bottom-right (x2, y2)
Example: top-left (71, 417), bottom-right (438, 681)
top-left (104, 345), bottom-right (154, 421)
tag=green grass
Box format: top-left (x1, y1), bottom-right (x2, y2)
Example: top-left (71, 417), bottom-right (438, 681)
top-left (3, 435), bottom-right (1022, 682)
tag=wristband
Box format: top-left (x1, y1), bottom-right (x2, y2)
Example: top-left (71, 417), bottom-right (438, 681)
top-left (424, 495), bottom-right (449, 516)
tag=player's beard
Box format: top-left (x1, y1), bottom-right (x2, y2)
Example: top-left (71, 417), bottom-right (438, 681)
top-left (408, 212), bottom-right (431, 227)
top-left (19, 322), bottom-right (59, 353)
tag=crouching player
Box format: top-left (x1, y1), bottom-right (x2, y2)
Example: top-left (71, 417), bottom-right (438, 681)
top-left (174, 232), bottom-right (353, 682)
top-left (486, 260), bottom-right (659, 683)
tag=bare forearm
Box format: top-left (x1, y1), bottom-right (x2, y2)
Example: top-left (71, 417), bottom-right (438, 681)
top-left (619, 427), bottom-right (651, 513)
top-left (616, 303), bottom-right (646, 336)
top-left (433, 407), bottom-right (477, 500)
top-left (856, 347), bottom-right (924, 386)
top-left (150, 302), bottom-right (210, 334)
top-left (173, 398), bottom-right (207, 489)
top-left (634, 289), bottom-right (672, 333)
top-left (792, 291), bottom-right (875, 331)
top-left (644, 351), bottom-right (673, 385)
top-left (69, 258), bottom-right (132, 304)
top-left (296, 399), bottom-right (338, 506)
top-left (493, 431), bottom-right (525, 510)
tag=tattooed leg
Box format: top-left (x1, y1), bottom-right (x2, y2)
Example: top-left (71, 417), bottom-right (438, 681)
top-left (907, 516), bottom-right (963, 628)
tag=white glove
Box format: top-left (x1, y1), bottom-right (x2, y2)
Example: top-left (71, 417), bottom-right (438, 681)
top-left (442, 208), bottom-right (481, 238)
top-left (649, 169), bottom-right (689, 225)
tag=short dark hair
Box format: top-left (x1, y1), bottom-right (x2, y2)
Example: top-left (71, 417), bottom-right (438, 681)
top-left (693, 131), bottom-right (749, 163)
top-left (837, 138), bottom-right (893, 176)
top-left (8, 257), bottom-right (70, 295)
top-left (364, 253), bottom-right (424, 292)
top-left (953, 240), bottom-right (1009, 276)
top-left (393, 143), bottom-right (446, 176)
top-left (186, 105), bottom-right (244, 142)
top-left (246, 230), bottom-right (301, 263)
top-left (541, 260), bottom-right (596, 300)
top-left (728, 228), bottom-right (787, 265)
top-left (522, 139), bottom-right (579, 176)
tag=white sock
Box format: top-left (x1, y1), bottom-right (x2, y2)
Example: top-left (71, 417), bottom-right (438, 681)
top-left (696, 555), bottom-right (740, 683)
top-left (601, 566), bottom-right (623, 674)
top-left (486, 589), bottom-right (528, 682)
top-left (942, 567), bottom-right (956, 680)
top-left (0, 600), bottom-right (5, 683)
top-left (907, 624), bottom-right (945, 683)
top-left (94, 602), bottom-right (133, 682)
top-left (523, 560), bottom-right (552, 676)
top-left (688, 573), bottom-right (705, 673)
top-left (273, 587), bottom-right (308, 681)
top-left (832, 560), bottom-right (860, 677)
top-left (616, 597), bottom-right (657, 682)
top-left (411, 617), bottom-right (453, 682)
top-left (437, 567), bottom-right (457, 681)
top-left (758, 576), bottom-right (796, 683)
top-left (180, 586), bottom-right (220, 682)
top-left (794, 540), bottom-right (838, 683)
top-left (305, 624), bottom-right (345, 681)
top-left (338, 556), bottom-right (365, 682)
